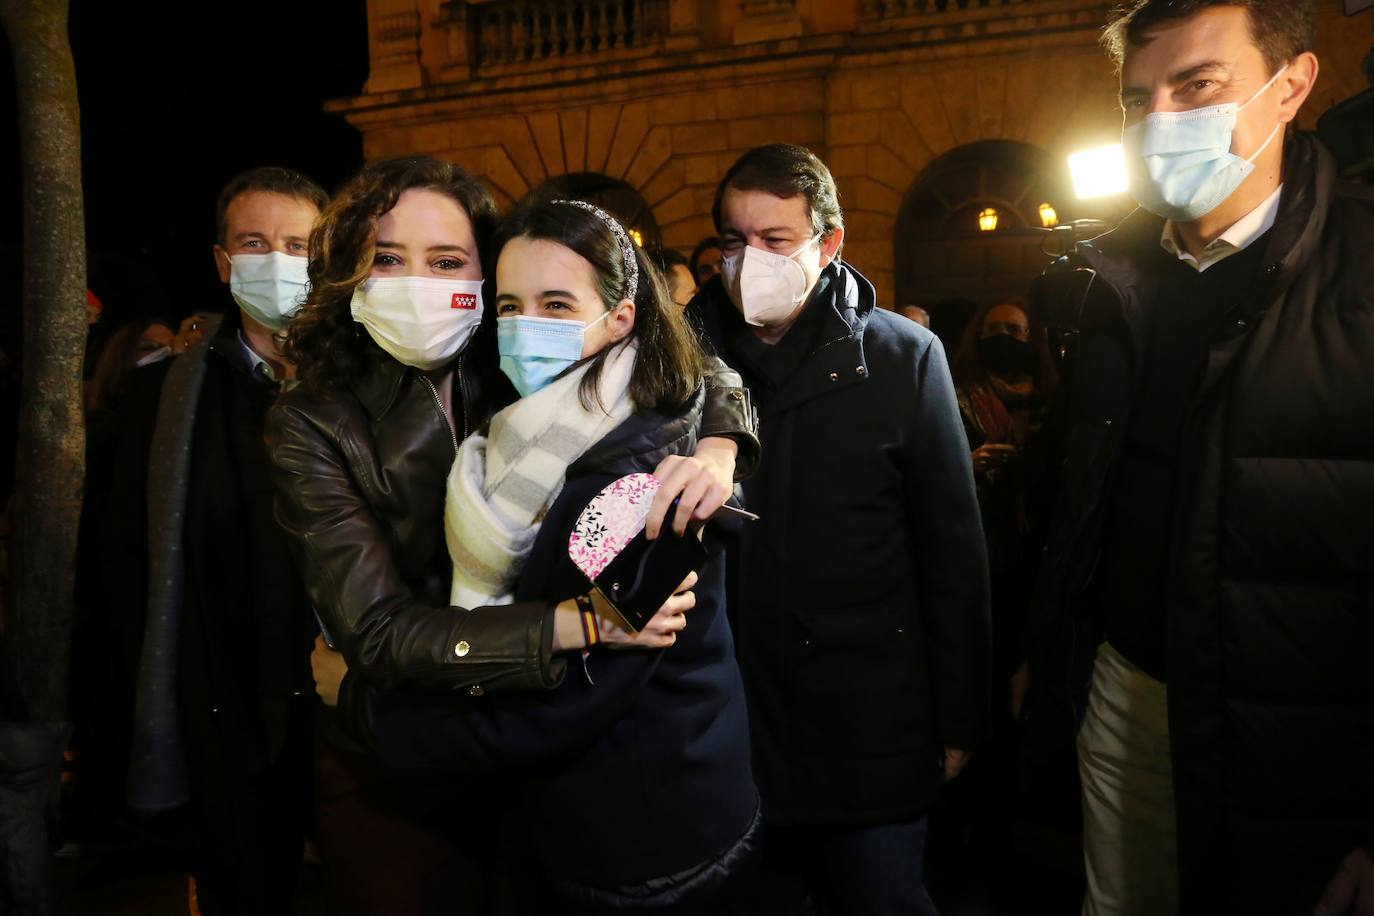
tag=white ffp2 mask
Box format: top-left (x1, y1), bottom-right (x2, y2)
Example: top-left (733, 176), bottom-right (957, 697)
top-left (721, 235), bottom-right (823, 327)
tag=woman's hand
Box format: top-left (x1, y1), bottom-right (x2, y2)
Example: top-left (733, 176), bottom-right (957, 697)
top-left (601, 571), bottom-right (697, 650)
top-left (971, 443), bottom-right (1017, 474)
top-left (311, 635), bottom-right (348, 707)
top-left (645, 438), bottom-right (737, 539)
top-left (170, 315), bottom-right (205, 355)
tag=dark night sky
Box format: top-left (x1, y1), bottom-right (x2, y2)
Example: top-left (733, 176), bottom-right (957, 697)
top-left (0, 0), bottom-right (370, 334)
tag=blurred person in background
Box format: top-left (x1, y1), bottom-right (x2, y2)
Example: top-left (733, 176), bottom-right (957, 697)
top-left (896, 303), bottom-right (931, 329)
top-left (690, 235), bottom-right (723, 286)
top-left (658, 247), bottom-right (697, 308)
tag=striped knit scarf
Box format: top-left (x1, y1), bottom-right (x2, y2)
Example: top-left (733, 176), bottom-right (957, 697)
top-left (446, 340), bottom-right (637, 609)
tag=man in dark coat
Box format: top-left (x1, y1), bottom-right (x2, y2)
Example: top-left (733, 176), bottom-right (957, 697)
top-left (689, 143), bottom-right (991, 916)
top-left (1023, 3), bottom-right (1374, 914)
top-left (104, 167), bottom-right (327, 915)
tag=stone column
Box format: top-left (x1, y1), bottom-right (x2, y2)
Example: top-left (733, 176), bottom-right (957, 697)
top-left (438, 1), bottom-right (472, 74)
top-left (367, 0), bottom-right (426, 92)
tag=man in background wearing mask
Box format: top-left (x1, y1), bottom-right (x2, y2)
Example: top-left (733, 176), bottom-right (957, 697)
top-left (687, 143), bottom-right (990, 915)
top-left (1021, 2), bottom-right (1374, 914)
top-left (104, 166), bottom-right (326, 915)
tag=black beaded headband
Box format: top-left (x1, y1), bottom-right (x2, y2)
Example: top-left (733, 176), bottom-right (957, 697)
top-left (551, 198), bottom-right (639, 302)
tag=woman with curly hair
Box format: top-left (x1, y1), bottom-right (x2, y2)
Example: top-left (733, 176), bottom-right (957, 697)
top-left (265, 157), bottom-right (759, 915)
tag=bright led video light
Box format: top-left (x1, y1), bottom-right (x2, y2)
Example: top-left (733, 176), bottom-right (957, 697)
top-left (1068, 144), bottom-right (1128, 199)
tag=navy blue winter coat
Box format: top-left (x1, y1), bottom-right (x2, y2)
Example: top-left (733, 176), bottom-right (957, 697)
top-left (690, 262), bottom-right (991, 827)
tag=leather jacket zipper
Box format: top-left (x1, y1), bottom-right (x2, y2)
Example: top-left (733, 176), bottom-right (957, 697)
top-left (420, 373), bottom-right (459, 457)
top-left (454, 357), bottom-right (470, 440)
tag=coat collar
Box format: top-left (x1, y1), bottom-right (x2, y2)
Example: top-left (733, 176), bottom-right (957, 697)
top-left (1074, 132), bottom-right (1333, 322)
top-left (763, 261), bottom-right (876, 416)
top-left (692, 261), bottom-right (878, 418)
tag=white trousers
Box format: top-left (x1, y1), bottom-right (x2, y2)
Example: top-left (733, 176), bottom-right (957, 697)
top-left (1077, 641), bottom-right (1179, 916)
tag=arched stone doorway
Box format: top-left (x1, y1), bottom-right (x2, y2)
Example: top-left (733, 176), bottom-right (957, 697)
top-left (532, 172), bottom-right (663, 251)
top-left (893, 140), bottom-right (1072, 338)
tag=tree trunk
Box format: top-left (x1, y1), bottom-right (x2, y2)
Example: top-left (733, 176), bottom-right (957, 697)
top-left (0, 0), bottom-right (85, 723)
top-left (0, 0), bottom-right (86, 912)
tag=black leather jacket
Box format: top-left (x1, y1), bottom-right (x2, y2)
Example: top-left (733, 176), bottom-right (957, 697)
top-left (265, 341), bottom-right (759, 695)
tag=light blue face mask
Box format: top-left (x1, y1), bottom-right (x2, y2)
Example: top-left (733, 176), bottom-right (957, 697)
top-left (1123, 65), bottom-right (1287, 222)
top-left (229, 252), bottom-right (311, 331)
top-left (497, 311), bottom-right (613, 398)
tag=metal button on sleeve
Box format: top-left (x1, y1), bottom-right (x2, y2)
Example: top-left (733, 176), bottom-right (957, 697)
top-left (828, 372), bottom-right (839, 382)
top-left (469, 685), bottom-right (484, 697)
top-left (855, 366), bottom-right (866, 376)
top-left (454, 640), bottom-right (471, 658)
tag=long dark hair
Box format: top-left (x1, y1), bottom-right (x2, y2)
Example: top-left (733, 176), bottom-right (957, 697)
top-left (950, 297), bottom-right (1058, 401)
top-left (285, 156), bottom-right (499, 391)
top-left (493, 199), bottom-right (711, 413)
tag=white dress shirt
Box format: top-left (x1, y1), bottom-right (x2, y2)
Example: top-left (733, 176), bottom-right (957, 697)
top-left (1160, 184), bottom-right (1283, 273)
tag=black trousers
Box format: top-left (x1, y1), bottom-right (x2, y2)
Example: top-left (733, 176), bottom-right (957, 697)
top-left (183, 698), bottom-right (313, 916)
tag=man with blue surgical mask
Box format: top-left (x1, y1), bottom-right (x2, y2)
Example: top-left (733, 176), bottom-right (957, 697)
top-left (687, 144), bottom-right (991, 916)
top-left (104, 167), bottom-right (327, 915)
top-left (211, 171), bottom-right (319, 380)
top-left (1019, 3), bottom-right (1374, 914)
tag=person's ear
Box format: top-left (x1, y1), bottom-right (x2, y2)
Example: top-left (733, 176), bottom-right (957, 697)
top-left (213, 244), bottom-right (232, 285)
top-left (609, 298), bottom-right (636, 342)
top-left (819, 227), bottom-right (845, 268)
top-left (1277, 52), bottom-right (1319, 125)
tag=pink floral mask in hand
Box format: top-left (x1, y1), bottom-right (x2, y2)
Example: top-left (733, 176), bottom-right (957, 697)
top-left (568, 473), bottom-right (662, 581)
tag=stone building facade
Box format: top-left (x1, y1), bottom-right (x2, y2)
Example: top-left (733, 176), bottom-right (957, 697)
top-left (332, 0), bottom-right (1372, 309)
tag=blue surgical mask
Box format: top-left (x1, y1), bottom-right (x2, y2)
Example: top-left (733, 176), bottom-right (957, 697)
top-left (1123, 65), bottom-right (1287, 222)
top-left (229, 252), bottom-right (310, 331)
top-left (497, 311), bottom-right (613, 398)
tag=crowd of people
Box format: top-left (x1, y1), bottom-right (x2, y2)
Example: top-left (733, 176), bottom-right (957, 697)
top-left (8, 1), bottom-right (1372, 914)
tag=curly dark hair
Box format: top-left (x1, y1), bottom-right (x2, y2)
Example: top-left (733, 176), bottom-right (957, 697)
top-left (284, 156), bottom-right (499, 391)
top-left (493, 198), bottom-right (711, 414)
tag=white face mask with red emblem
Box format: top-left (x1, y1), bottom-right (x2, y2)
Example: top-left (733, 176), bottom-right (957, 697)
top-left (350, 276), bottom-right (485, 370)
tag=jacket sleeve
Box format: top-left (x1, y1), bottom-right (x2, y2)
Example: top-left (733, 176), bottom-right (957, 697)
top-left (264, 397), bottom-right (565, 694)
top-left (699, 356), bottom-right (761, 481)
top-left (904, 336), bottom-right (992, 751)
top-left (335, 649), bottom-right (660, 771)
